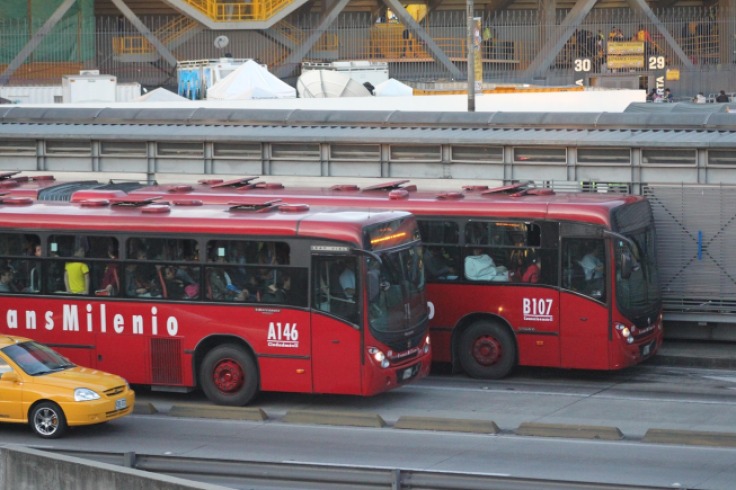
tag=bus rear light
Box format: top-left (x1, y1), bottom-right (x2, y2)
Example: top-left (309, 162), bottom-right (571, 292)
top-left (368, 347), bottom-right (390, 368)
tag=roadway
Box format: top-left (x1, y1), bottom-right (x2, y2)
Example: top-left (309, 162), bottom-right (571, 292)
top-left (3, 361), bottom-right (736, 489)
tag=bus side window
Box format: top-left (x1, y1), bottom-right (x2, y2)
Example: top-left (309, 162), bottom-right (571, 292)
top-left (312, 256), bottom-right (359, 323)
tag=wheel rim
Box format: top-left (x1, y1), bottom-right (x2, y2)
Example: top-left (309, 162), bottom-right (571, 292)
top-left (212, 358), bottom-right (245, 393)
top-left (472, 335), bottom-right (503, 366)
top-left (34, 407), bottom-right (59, 436)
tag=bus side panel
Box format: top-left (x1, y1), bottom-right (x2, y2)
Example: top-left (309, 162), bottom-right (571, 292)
top-left (251, 308), bottom-right (313, 393)
top-left (425, 283), bottom-right (459, 364)
top-left (310, 312), bottom-right (362, 395)
top-left (504, 286), bottom-right (561, 368)
top-left (559, 292), bottom-right (610, 369)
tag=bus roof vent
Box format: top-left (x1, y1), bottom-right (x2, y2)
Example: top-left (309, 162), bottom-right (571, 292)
top-left (172, 199), bottom-right (203, 206)
top-left (389, 189), bottom-right (410, 200)
top-left (210, 177), bottom-right (260, 189)
top-left (481, 181), bottom-right (533, 196)
top-left (462, 185), bottom-right (489, 192)
top-left (362, 180), bottom-right (414, 192)
top-left (141, 204), bottom-right (171, 214)
top-left (167, 185), bottom-right (194, 193)
top-left (330, 184), bottom-right (360, 191)
top-left (0, 171), bottom-right (21, 181)
top-left (436, 191), bottom-right (464, 200)
top-left (70, 189), bottom-right (128, 203)
top-left (0, 180), bottom-right (20, 189)
top-left (0, 196), bottom-right (33, 205)
top-left (198, 179), bottom-right (224, 186)
top-left (78, 199), bottom-right (110, 207)
top-left (228, 198), bottom-right (283, 213)
top-left (279, 203), bottom-right (310, 213)
top-left (31, 175), bottom-right (55, 182)
top-left (109, 196), bottom-right (163, 207)
top-left (255, 182), bottom-right (284, 190)
top-left (510, 188), bottom-right (555, 198)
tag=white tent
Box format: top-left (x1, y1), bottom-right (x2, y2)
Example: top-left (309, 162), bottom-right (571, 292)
top-left (297, 70), bottom-right (372, 98)
top-left (374, 78), bottom-right (413, 97)
top-left (207, 60), bottom-right (296, 100)
top-left (134, 87), bottom-right (190, 102)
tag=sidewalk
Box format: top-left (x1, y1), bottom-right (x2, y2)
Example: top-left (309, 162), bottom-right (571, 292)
top-left (651, 339), bottom-right (736, 369)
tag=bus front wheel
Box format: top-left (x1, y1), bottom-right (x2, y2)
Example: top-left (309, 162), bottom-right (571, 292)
top-left (459, 321), bottom-right (516, 379)
top-left (200, 344), bottom-right (259, 406)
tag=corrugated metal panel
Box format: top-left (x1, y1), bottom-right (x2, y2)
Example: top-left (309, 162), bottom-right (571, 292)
top-left (645, 184), bottom-right (736, 314)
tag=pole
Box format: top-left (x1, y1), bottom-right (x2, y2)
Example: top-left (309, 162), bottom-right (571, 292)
top-left (466, 0), bottom-right (475, 112)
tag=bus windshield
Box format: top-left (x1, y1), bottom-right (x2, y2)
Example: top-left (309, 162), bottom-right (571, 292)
top-left (613, 202), bottom-right (662, 324)
top-left (367, 243), bottom-right (426, 335)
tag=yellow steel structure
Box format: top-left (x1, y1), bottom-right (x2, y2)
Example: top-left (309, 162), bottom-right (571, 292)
top-left (184, 0), bottom-right (293, 22)
top-left (112, 16), bottom-right (201, 55)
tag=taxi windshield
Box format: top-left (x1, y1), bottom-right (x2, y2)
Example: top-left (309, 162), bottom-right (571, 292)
top-left (2, 341), bottom-right (75, 376)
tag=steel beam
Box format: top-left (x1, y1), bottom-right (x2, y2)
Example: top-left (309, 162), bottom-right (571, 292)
top-left (0, 0), bottom-right (77, 85)
top-left (382, 0), bottom-right (463, 80)
top-left (110, 0), bottom-right (179, 67)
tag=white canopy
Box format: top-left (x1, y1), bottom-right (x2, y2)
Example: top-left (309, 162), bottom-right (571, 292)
top-left (297, 70), bottom-right (372, 98)
top-left (207, 60), bottom-right (296, 100)
top-left (134, 87), bottom-right (190, 102)
top-left (374, 78), bottom-right (413, 97)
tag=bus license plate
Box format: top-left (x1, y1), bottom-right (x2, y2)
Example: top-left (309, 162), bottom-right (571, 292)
top-left (399, 364), bottom-right (418, 382)
top-left (115, 398), bottom-right (127, 410)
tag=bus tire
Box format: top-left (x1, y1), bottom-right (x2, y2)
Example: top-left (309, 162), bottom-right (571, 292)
top-left (30, 401), bottom-right (68, 439)
top-left (458, 321), bottom-right (516, 379)
top-left (200, 344), bottom-right (259, 406)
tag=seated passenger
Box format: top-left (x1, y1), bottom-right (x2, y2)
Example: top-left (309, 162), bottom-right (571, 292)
top-left (521, 257), bottom-right (541, 284)
top-left (464, 248), bottom-right (509, 282)
top-left (0, 266), bottom-right (16, 293)
top-left (261, 273), bottom-right (291, 304)
top-left (163, 266), bottom-right (186, 299)
top-left (424, 247), bottom-right (456, 280)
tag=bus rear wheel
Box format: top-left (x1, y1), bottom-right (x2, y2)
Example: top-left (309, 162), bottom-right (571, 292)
top-left (200, 344), bottom-right (259, 406)
top-left (459, 321), bottom-right (516, 379)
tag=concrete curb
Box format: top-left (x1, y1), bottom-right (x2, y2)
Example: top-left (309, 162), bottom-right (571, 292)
top-left (168, 404), bottom-right (268, 421)
top-left (133, 402), bottom-right (158, 415)
top-left (394, 416), bottom-right (499, 434)
top-left (282, 410), bottom-right (386, 428)
top-left (643, 428), bottom-right (736, 447)
top-left (516, 422), bottom-right (624, 440)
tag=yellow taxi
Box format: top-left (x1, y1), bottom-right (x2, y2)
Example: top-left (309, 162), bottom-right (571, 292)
top-left (0, 335), bottom-right (135, 438)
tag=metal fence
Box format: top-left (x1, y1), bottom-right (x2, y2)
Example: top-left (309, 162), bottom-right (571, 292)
top-left (1, 7), bottom-right (734, 96)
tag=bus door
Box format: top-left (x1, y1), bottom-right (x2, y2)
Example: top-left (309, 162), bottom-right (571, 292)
top-left (310, 255), bottom-right (363, 394)
top-left (559, 237), bottom-right (610, 369)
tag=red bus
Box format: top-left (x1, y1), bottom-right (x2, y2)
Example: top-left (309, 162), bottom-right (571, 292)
top-left (0, 195), bottom-right (431, 405)
top-left (6, 174), bottom-right (664, 378)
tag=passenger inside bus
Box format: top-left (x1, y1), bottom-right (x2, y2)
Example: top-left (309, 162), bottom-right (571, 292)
top-left (96, 244), bottom-right (120, 296)
top-left (464, 248), bottom-right (509, 281)
top-left (64, 245), bottom-right (90, 295)
top-left (125, 248), bottom-right (159, 297)
top-left (0, 266), bottom-right (16, 293)
top-left (423, 246), bottom-right (457, 280)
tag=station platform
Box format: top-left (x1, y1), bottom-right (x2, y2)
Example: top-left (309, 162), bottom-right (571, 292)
top-left (652, 339), bottom-right (736, 370)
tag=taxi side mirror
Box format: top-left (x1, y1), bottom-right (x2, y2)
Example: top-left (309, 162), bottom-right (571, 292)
top-left (0, 371), bottom-right (19, 383)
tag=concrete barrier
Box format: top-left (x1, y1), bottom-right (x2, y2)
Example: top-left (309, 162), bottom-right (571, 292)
top-left (643, 428), bottom-right (736, 447)
top-left (394, 416), bottom-right (499, 434)
top-left (134, 402), bottom-right (159, 415)
top-left (0, 445), bottom-right (228, 490)
top-left (516, 422), bottom-right (624, 440)
top-left (282, 410), bottom-right (386, 428)
top-left (168, 404), bottom-right (268, 421)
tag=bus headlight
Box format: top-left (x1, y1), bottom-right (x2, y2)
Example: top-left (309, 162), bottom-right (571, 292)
top-left (368, 347), bottom-right (390, 368)
top-left (615, 323), bottom-right (634, 344)
top-left (423, 334), bottom-right (431, 354)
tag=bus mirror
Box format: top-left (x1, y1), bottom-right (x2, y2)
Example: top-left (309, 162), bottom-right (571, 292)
top-left (621, 252), bottom-right (633, 279)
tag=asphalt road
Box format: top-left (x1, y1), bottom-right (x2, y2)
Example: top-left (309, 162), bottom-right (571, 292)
top-left (3, 363), bottom-right (736, 489)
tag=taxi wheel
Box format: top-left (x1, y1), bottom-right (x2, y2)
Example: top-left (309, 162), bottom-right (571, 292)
top-left (30, 402), bottom-right (68, 439)
top-left (458, 320), bottom-right (516, 379)
top-left (200, 344), bottom-right (259, 406)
